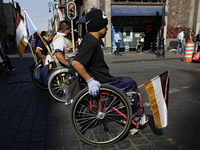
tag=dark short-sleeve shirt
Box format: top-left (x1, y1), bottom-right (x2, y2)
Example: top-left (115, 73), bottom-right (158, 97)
top-left (73, 33), bottom-right (116, 83)
top-left (36, 38), bottom-right (49, 56)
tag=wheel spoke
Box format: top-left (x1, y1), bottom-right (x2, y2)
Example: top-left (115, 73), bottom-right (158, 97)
top-left (72, 85), bottom-right (132, 145)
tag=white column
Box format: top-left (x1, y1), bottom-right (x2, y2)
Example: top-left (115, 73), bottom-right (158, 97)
top-left (189, 0), bottom-right (195, 29)
top-left (105, 0), bottom-right (112, 53)
top-left (195, 0), bottom-right (200, 34)
top-left (164, 0), bottom-right (168, 46)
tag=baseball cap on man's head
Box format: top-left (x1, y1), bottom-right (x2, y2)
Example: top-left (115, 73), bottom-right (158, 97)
top-left (86, 9), bottom-right (108, 32)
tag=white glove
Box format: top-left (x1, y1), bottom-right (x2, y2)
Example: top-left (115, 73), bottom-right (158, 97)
top-left (86, 78), bottom-right (100, 97)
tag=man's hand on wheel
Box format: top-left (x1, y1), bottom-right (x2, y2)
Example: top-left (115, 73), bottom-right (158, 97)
top-left (86, 78), bottom-right (100, 97)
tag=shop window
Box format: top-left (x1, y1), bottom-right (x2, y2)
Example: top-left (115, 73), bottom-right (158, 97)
top-left (113, 0), bottom-right (127, 2)
top-left (118, 0), bottom-right (162, 2)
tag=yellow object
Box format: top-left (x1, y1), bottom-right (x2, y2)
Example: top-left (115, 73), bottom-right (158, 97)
top-left (56, 77), bottom-right (60, 85)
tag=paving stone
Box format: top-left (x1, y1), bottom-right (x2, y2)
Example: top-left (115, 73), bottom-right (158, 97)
top-left (10, 142), bottom-right (28, 150)
top-left (115, 139), bottom-right (132, 149)
top-left (0, 140), bottom-right (13, 148)
top-left (14, 132), bottom-right (31, 142)
top-left (28, 142), bottom-right (45, 150)
top-left (31, 131), bottom-right (46, 138)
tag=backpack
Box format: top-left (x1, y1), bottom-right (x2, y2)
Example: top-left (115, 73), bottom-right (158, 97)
top-left (137, 37), bottom-right (140, 43)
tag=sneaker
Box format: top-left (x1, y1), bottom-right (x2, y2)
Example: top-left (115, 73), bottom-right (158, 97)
top-left (65, 99), bottom-right (73, 106)
top-left (140, 52), bottom-right (143, 54)
top-left (139, 114), bottom-right (148, 126)
top-left (175, 53), bottom-right (179, 55)
top-left (11, 67), bottom-right (16, 71)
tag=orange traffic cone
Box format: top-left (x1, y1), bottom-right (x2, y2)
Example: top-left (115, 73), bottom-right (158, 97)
top-left (192, 51), bottom-right (200, 62)
top-left (183, 40), bottom-right (194, 62)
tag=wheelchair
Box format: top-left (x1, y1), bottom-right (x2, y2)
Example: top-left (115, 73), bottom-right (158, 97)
top-left (48, 65), bottom-right (77, 102)
top-left (70, 84), bottom-right (148, 146)
top-left (45, 63), bottom-right (148, 145)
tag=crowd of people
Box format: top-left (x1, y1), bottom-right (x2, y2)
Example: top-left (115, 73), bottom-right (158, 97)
top-left (175, 28), bottom-right (200, 55)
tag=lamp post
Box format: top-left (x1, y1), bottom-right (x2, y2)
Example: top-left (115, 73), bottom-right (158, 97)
top-left (157, 0), bottom-right (166, 58)
top-left (48, 2), bottom-right (55, 19)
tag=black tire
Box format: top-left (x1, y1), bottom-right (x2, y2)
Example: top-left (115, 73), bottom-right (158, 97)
top-left (48, 67), bottom-right (72, 102)
top-left (70, 84), bottom-right (132, 146)
top-left (32, 64), bottom-right (47, 90)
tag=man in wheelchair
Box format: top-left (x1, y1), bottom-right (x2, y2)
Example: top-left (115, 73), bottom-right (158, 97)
top-left (52, 20), bottom-right (75, 67)
top-left (71, 9), bottom-right (139, 112)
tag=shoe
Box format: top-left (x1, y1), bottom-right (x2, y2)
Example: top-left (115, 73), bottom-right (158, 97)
top-left (139, 114), bottom-right (148, 126)
top-left (175, 53), bottom-right (179, 55)
top-left (65, 99), bottom-right (73, 109)
top-left (114, 51), bottom-right (116, 55)
top-left (140, 52), bottom-right (143, 54)
top-left (11, 67), bottom-right (16, 71)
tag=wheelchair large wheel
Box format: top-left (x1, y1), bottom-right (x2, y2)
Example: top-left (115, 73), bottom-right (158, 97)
top-left (48, 67), bottom-right (72, 102)
top-left (70, 84), bottom-right (132, 146)
top-left (32, 64), bottom-right (47, 90)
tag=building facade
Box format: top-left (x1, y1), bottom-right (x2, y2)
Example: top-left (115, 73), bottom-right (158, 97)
top-left (166, 0), bottom-right (200, 50)
top-left (74, 0), bottom-right (165, 53)
top-left (0, 0), bottom-right (7, 45)
top-left (3, 0), bottom-right (22, 49)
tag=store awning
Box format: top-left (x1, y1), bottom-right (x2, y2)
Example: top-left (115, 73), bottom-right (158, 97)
top-left (111, 5), bottom-right (167, 17)
top-left (76, 16), bottom-right (85, 24)
top-left (76, 5), bottom-right (168, 24)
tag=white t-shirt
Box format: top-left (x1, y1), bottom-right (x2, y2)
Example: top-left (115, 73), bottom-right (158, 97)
top-left (53, 32), bottom-right (68, 52)
top-left (177, 31), bottom-right (184, 41)
top-left (140, 37), bottom-right (144, 42)
top-left (115, 33), bottom-right (121, 43)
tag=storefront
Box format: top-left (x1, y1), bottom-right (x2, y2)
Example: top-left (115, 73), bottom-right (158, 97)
top-left (111, 5), bottom-right (167, 52)
top-left (76, 4), bottom-right (167, 52)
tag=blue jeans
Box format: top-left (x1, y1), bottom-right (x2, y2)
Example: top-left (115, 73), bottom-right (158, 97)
top-left (115, 42), bottom-right (120, 56)
top-left (175, 40), bottom-right (184, 54)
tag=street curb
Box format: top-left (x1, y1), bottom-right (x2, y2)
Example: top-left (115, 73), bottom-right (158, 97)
top-left (112, 57), bottom-right (183, 63)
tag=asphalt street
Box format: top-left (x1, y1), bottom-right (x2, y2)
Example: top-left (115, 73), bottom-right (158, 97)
top-left (0, 50), bottom-right (200, 150)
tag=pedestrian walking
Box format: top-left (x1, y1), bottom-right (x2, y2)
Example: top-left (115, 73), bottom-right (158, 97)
top-left (175, 29), bottom-right (185, 54)
top-left (185, 28), bottom-right (192, 43)
top-left (195, 31), bottom-right (200, 52)
top-left (139, 34), bottom-right (145, 54)
top-left (114, 30), bottom-right (122, 56)
top-left (0, 41), bottom-right (15, 72)
top-left (136, 37), bottom-right (140, 52)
